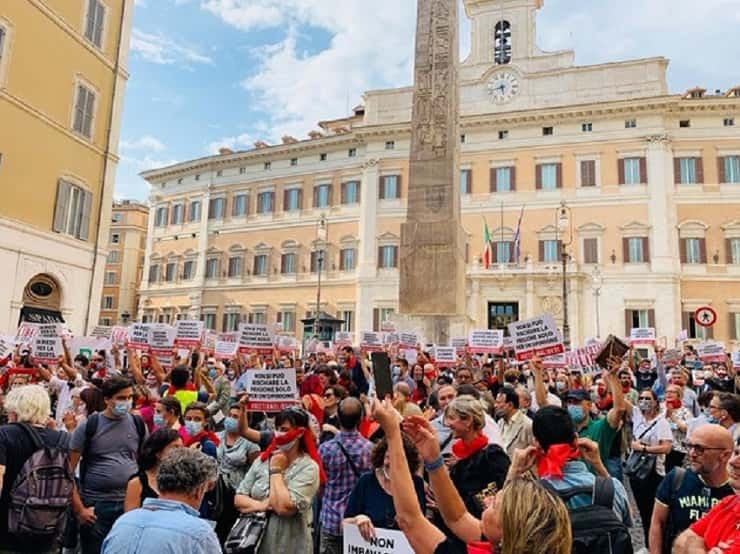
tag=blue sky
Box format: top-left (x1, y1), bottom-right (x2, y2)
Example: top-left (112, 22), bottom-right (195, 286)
top-left (116, 0), bottom-right (740, 200)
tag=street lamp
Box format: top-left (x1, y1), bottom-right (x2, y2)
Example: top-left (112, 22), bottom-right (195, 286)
top-left (556, 201), bottom-right (573, 350)
top-left (592, 266), bottom-right (603, 339)
top-left (315, 214), bottom-right (328, 338)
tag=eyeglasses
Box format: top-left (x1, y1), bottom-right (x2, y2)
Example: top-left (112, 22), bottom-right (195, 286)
top-left (682, 442), bottom-right (726, 455)
top-left (323, 393), bottom-right (334, 399)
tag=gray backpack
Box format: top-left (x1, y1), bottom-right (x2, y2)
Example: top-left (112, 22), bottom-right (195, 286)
top-left (8, 423), bottom-right (74, 540)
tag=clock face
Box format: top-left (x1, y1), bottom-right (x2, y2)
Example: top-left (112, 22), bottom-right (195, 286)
top-left (487, 71), bottom-right (520, 104)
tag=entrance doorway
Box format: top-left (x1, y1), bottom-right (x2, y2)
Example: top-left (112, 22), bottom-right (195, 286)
top-left (488, 302), bottom-right (518, 335)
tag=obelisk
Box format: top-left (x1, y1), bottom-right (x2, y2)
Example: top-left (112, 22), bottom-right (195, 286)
top-left (398, 0), bottom-right (467, 344)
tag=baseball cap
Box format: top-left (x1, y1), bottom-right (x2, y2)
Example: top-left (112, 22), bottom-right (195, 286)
top-left (565, 389), bottom-right (591, 402)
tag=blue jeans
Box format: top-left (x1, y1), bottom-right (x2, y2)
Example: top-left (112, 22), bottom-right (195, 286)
top-left (79, 499), bottom-right (124, 554)
top-left (605, 456), bottom-right (623, 482)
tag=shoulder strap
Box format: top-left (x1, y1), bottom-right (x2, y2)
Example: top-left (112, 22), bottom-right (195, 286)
top-left (671, 468), bottom-right (687, 499)
top-left (16, 422), bottom-right (45, 451)
top-left (336, 439), bottom-right (360, 478)
top-left (440, 432), bottom-right (454, 451)
top-left (636, 418), bottom-right (660, 440)
top-left (81, 413), bottom-right (100, 482)
top-left (539, 479), bottom-right (595, 502)
top-left (592, 477), bottom-right (615, 509)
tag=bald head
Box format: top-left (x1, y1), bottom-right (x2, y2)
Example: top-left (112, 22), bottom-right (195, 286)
top-left (394, 382), bottom-right (411, 398)
top-left (688, 424), bottom-right (733, 480)
top-left (692, 424), bottom-right (734, 450)
top-left (338, 397), bottom-right (363, 431)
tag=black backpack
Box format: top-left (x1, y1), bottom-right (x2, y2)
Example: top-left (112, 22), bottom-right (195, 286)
top-left (542, 477), bottom-right (633, 554)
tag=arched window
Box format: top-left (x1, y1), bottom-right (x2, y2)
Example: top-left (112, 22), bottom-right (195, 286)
top-left (494, 21), bottom-right (511, 64)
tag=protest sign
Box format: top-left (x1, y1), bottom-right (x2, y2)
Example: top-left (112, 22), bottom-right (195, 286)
top-left (32, 335), bottom-right (61, 364)
top-left (90, 326), bottom-right (112, 339)
top-left (434, 346), bottom-right (456, 368)
top-left (676, 329), bottom-right (689, 344)
top-left (401, 348), bottom-right (417, 366)
top-left (449, 337), bottom-right (467, 354)
top-left (175, 320), bottom-right (204, 348)
top-left (383, 332), bottom-right (399, 346)
top-left (127, 323), bottom-right (150, 350)
top-left (662, 348), bottom-right (683, 366)
top-left (360, 331), bottom-right (383, 352)
top-left (343, 523), bottom-right (414, 554)
top-left (398, 332), bottom-right (419, 349)
top-left (244, 368), bottom-right (299, 411)
top-left (238, 324), bottom-right (275, 355)
top-left (37, 323), bottom-right (62, 339)
top-left (467, 329), bottom-right (503, 354)
top-left (15, 322), bottom-right (39, 345)
top-left (214, 340), bottom-right (238, 360)
top-left (731, 351), bottom-right (740, 368)
top-left (630, 328), bottom-right (656, 346)
top-left (204, 330), bottom-right (220, 352)
top-left (110, 326), bottom-right (128, 346)
top-left (692, 370), bottom-right (706, 387)
top-left (0, 336), bottom-right (13, 359)
top-left (334, 332), bottom-right (353, 347)
top-left (543, 353), bottom-right (567, 369)
top-left (149, 324), bottom-right (176, 355)
top-left (380, 320), bottom-right (396, 333)
top-left (68, 336), bottom-right (111, 360)
top-left (697, 342), bottom-right (726, 363)
top-left (508, 315), bottom-right (564, 361)
top-left (275, 335), bottom-right (298, 353)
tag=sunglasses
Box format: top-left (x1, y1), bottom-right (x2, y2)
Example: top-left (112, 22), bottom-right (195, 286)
top-left (323, 393), bottom-right (334, 399)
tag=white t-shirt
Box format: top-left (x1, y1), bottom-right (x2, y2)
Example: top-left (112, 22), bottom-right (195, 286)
top-left (50, 374), bottom-right (84, 423)
top-left (530, 391), bottom-right (563, 411)
top-left (631, 406), bottom-right (673, 476)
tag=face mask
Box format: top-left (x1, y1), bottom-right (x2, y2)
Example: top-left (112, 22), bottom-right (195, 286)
top-left (153, 413), bottom-right (165, 427)
top-left (622, 383), bottom-right (631, 392)
top-left (112, 400), bottom-right (132, 417)
top-left (208, 369), bottom-right (218, 380)
top-left (567, 405), bottom-right (586, 424)
top-left (638, 399), bottom-right (652, 413)
top-left (707, 415), bottom-right (719, 425)
top-left (277, 439), bottom-right (297, 452)
top-left (522, 370), bottom-right (531, 378)
top-left (597, 386), bottom-right (607, 396)
top-left (185, 421), bottom-right (202, 436)
top-left (227, 370), bottom-right (236, 380)
top-left (556, 382), bottom-right (566, 392)
top-left (224, 417), bottom-right (240, 433)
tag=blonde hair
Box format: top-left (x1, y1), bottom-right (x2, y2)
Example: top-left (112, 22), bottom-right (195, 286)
top-left (6, 384), bottom-right (51, 425)
top-left (500, 479), bottom-right (572, 554)
top-left (445, 394), bottom-right (486, 430)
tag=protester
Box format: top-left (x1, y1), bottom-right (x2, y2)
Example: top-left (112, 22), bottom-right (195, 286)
top-left (181, 401), bottom-right (219, 456)
top-left (320, 384), bottom-right (347, 443)
top-left (102, 447), bottom-right (220, 554)
top-left (663, 383), bottom-right (692, 472)
top-left (494, 387), bottom-right (533, 458)
top-left (709, 392), bottom-right (740, 442)
top-left (153, 395), bottom-right (182, 431)
top-left (394, 382), bottom-right (423, 416)
top-left (123, 427), bottom-right (183, 511)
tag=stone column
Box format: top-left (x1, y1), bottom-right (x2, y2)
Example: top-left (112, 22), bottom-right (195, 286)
top-left (355, 159), bottom-right (380, 332)
top-left (138, 199), bottom-right (158, 320)
top-left (189, 190), bottom-right (210, 320)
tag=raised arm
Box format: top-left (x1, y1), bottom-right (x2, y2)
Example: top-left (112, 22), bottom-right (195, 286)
top-left (532, 355), bottom-right (549, 407)
top-left (606, 356), bottom-right (627, 430)
top-left (127, 349), bottom-right (145, 385)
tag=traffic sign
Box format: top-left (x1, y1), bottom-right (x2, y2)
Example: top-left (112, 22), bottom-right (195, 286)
top-left (694, 306), bottom-right (717, 328)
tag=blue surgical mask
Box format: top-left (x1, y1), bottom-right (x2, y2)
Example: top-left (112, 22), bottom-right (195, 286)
top-left (208, 369), bottom-right (218, 380)
top-left (185, 421), bottom-right (202, 436)
top-left (556, 382), bottom-right (567, 392)
top-left (224, 417), bottom-right (239, 433)
top-left (112, 400), bottom-right (132, 417)
top-left (567, 405), bottom-right (586, 424)
top-left (706, 416), bottom-right (719, 425)
top-left (153, 413), bottom-right (165, 427)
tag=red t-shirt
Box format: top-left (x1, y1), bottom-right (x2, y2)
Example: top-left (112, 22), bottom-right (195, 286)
top-left (689, 495), bottom-right (740, 552)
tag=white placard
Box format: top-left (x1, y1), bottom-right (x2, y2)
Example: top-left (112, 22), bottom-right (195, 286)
top-left (149, 324), bottom-right (176, 350)
top-left (543, 353), bottom-right (567, 369)
top-left (111, 326), bottom-right (129, 346)
top-left (214, 340), bottom-right (238, 360)
top-left (380, 320), bottom-right (396, 333)
top-left (127, 323), bottom-right (150, 350)
top-left (15, 323), bottom-right (39, 345)
top-left (244, 368), bottom-right (299, 411)
top-left (383, 332), bottom-right (399, 346)
top-left (434, 346), bottom-right (456, 367)
top-left (676, 329), bottom-right (689, 343)
top-left (630, 328), bottom-right (656, 345)
top-left (360, 331), bottom-right (383, 352)
top-left (0, 336), bottom-right (14, 359)
top-left (467, 329), bottom-right (503, 354)
top-left (90, 325), bottom-right (112, 339)
top-left (32, 336), bottom-right (62, 364)
top-left (398, 332), bottom-right (419, 348)
top-left (68, 336), bottom-right (111, 359)
top-left (731, 351), bottom-right (740, 368)
top-left (401, 348), bottom-right (417, 366)
top-left (449, 337), bottom-right (467, 353)
top-left (343, 523), bottom-right (414, 554)
top-left (697, 341), bottom-right (726, 363)
top-left (662, 348), bottom-right (683, 366)
top-left (275, 335), bottom-right (298, 353)
top-left (237, 324), bottom-right (275, 354)
top-left (334, 331), bottom-right (353, 347)
top-left (175, 320), bottom-right (204, 348)
top-left (508, 314), bottom-right (565, 361)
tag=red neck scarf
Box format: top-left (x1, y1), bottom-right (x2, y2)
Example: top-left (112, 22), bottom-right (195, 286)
top-left (260, 427), bottom-right (327, 484)
top-left (452, 433), bottom-right (488, 461)
top-left (467, 541), bottom-right (493, 554)
top-left (184, 429), bottom-right (220, 448)
top-left (537, 444), bottom-right (580, 479)
top-left (165, 382), bottom-right (196, 396)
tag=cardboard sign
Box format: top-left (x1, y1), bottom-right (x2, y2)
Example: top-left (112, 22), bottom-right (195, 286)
top-left (175, 320), bottom-right (204, 348)
top-left (383, 332), bottom-right (399, 346)
top-left (449, 337), bottom-right (467, 354)
top-left (214, 340), bottom-right (238, 360)
top-left (238, 324), bottom-right (275, 355)
top-left (697, 342), bottom-right (726, 363)
top-left (360, 331), bottom-right (383, 352)
top-left (508, 315), bottom-right (565, 361)
top-left (630, 328), bottom-right (656, 345)
top-left (244, 368), bottom-right (299, 411)
top-left (127, 323), bottom-right (150, 350)
top-left (468, 329), bottom-right (504, 354)
top-left (110, 326), bottom-right (128, 346)
top-left (434, 346), bottom-right (456, 368)
top-left (343, 523), bottom-right (414, 554)
top-left (662, 348), bottom-right (683, 366)
top-left (731, 351), bottom-right (740, 368)
top-left (32, 335), bottom-right (62, 364)
top-left (401, 348), bottom-right (417, 366)
top-left (398, 332), bottom-right (419, 349)
top-left (15, 322), bottom-right (39, 345)
top-left (275, 335), bottom-right (298, 353)
top-left (543, 353), bottom-right (567, 369)
top-left (91, 326), bottom-right (112, 339)
top-left (334, 332), bottom-right (353, 347)
top-left (149, 324), bottom-right (176, 352)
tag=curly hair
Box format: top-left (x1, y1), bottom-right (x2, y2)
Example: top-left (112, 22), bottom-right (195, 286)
top-left (156, 447), bottom-right (217, 494)
top-left (370, 433), bottom-right (421, 474)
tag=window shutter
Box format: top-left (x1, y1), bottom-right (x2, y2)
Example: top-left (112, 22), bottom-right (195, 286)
top-left (730, 313), bottom-right (737, 341)
top-left (222, 314), bottom-right (228, 333)
top-left (73, 86), bottom-right (86, 134)
top-left (618, 159), bottom-right (625, 185)
top-left (53, 180), bottom-right (71, 233)
top-left (699, 238), bottom-right (707, 263)
top-left (490, 168), bottom-right (497, 192)
top-left (341, 183), bottom-right (346, 204)
top-left (339, 250), bottom-right (345, 271)
top-left (718, 157), bottom-right (727, 183)
top-left (327, 184), bottom-right (333, 205)
top-left (163, 206), bottom-right (169, 226)
top-left (639, 157), bottom-right (648, 184)
top-left (695, 157), bottom-right (704, 184)
top-left (622, 238), bottom-right (630, 262)
top-left (679, 238), bottom-right (687, 263)
top-left (396, 175), bottom-right (402, 199)
top-left (356, 181), bottom-right (362, 202)
top-left (373, 308), bottom-right (380, 332)
top-left (538, 241), bottom-right (544, 262)
top-left (462, 170), bottom-right (472, 194)
top-left (642, 237), bottom-right (650, 262)
top-left (392, 246), bottom-right (398, 267)
top-left (276, 312), bottom-right (282, 324)
top-left (378, 177), bottom-right (385, 199)
top-left (377, 246), bottom-right (383, 268)
top-left (510, 166), bottom-right (516, 191)
top-left (283, 190), bottom-right (289, 211)
top-left (310, 251), bottom-right (317, 273)
top-left (297, 189), bottom-right (303, 210)
top-left (581, 160), bottom-right (596, 187)
top-left (535, 164), bottom-right (542, 190)
top-left (674, 158), bottom-right (682, 185)
top-left (625, 310), bottom-right (632, 336)
top-left (93, 2), bottom-right (105, 47)
top-left (556, 163), bottom-right (563, 188)
top-left (648, 309), bottom-right (656, 329)
top-left (78, 189), bottom-right (92, 241)
top-left (727, 238), bottom-right (733, 264)
top-left (314, 186), bottom-right (320, 207)
top-left (681, 312), bottom-right (690, 336)
top-left (83, 88), bottom-right (95, 138)
top-left (584, 238), bottom-right (598, 264)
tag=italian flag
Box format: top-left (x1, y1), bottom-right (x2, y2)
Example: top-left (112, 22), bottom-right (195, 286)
top-left (483, 220), bottom-right (493, 269)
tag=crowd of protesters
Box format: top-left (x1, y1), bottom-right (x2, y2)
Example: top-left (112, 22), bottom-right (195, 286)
top-left (0, 334), bottom-right (738, 554)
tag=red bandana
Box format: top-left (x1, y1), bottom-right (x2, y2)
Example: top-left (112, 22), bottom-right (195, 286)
top-left (260, 427), bottom-right (327, 484)
top-left (184, 429), bottom-right (220, 448)
top-left (537, 444), bottom-right (580, 479)
top-left (467, 541), bottom-right (493, 554)
top-left (451, 433), bottom-right (488, 461)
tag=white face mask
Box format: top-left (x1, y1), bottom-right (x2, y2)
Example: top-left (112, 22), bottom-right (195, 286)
top-left (277, 440), bottom-right (298, 452)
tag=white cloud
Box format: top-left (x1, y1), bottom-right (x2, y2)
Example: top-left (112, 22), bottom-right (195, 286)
top-left (130, 29), bottom-right (213, 66)
top-left (206, 133), bottom-right (255, 154)
top-left (120, 135), bottom-right (167, 152)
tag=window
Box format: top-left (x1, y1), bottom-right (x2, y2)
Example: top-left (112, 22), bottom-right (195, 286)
top-left (100, 317), bottom-right (112, 326)
top-left (620, 157), bottom-right (645, 185)
top-left (340, 248), bottom-right (356, 271)
top-left (460, 169), bottom-right (472, 194)
top-left (720, 156), bottom-right (740, 183)
top-left (582, 123), bottom-right (593, 133)
top-left (223, 313), bottom-right (240, 332)
top-left (724, 118), bottom-right (735, 127)
top-left (380, 175), bottom-right (400, 199)
top-left (165, 262), bottom-right (176, 282)
top-left (278, 311), bottom-right (295, 333)
top-left (205, 258), bottom-right (220, 279)
top-left (53, 180), bottom-right (92, 240)
top-left (104, 271), bottom-right (116, 285)
top-left (341, 310), bottom-right (354, 332)
top-left (684, 312), bottom-right (710, 340)
top-left (290, 158), bottom-right (298, 166)
top-left (733, 313), bottom-right (740, 341)
top-left (107, 250), bottom-right (120, 263)
top-left (280, 253), bottom-right (296, 274)
top-left (189, 200), bottom-right (201, 222)
top-left (542, 126), bottom-right (553, 136)
top-left (728, 238), bottom-right (740, 264)
top-left (228, 256), bottom-right (242, 277)
top-left (341, 181), bottom-right (360, 204)
top-left (103, 296), bottom-right (113, 310)
top-left (0, 26), bottom-right (7, 77)
top-left (675, 157), bottom-right (703, 184)
top-left (232, 194), bottom-right (248, 217)
top-left (493, 20), bottom-right (511, 64)
top-left (257, 191), bottom-right (274, 214)
top-left (264, 162), bottom-right (271, 171)
top-left (208, 197), bottom-right (225, 220)
top-left (580, 160), bottom-right (596, 187)
top-left (314, 184), bottom-right (331, 208)
top-left (460, 134), bottom-right (467, 144)
top-left (177, 178), bottom-right (182, 184)
top-left (171, 203), bottom-right (184, 224)
top-left (148, 265), bottom-right (160, 284)
top-left (625, 119), bottom-right (637, 129)
top-left (111, 212), bottom-right (123, 223)
top-left (154, 206), bottom-right (167, 227)
top-left (498, 130), bottom-right (509, 140)
top-left (539, 240), bottom-right (560, 262)
top-left (239, 167), bottom-right (246, 174)
top-left (310, 250), bottom-right (326, 273)
top-left (627, 309), bottom-right (651, 330)
top-left (682, 238), bottom-right (704, 264)
top-left (250, 312), bottom-right (266, 325)
top-left (380, 308), bottom-right (395, 324)
top-left (73, 83), bottom-right (96, 138)
top-left (378, 245), bottom-right (398, 268)
top-left (624, 237), bottom-right (649, 263)
top-left (536, 163), bottom-right (560, 190)
top-left (320, 153), bottom-right (327, 161)
top-left (202, 313), bottom-right (216, 331)
top-left (253, 254), bottom-right (268, 276)
top-left (284, 188), bottom-right (302, 211)
top-left (348, 148), bottom-right (357, 158)
top-left (679, 120), bottom-right (691, 128)
top-left (183, 260), bottom-right (195, 280)
top-left (84, 0), bottom-right (106, 48)
top-left (195, 174), bottom-right (200, 181)
top-left (385, 141), bottom-right (395, 150)
top-left (583, 238), bottom-right (599, 264)
top-left (110, 233), bottom-right (120, 244)
top-left (491, 166), bottom-right (514, 192)
top-left (494, 241), bottom-right (512, 263)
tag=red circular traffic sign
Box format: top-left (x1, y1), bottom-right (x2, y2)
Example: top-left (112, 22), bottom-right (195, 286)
top-left (694, 306), bottom-right (717, 328)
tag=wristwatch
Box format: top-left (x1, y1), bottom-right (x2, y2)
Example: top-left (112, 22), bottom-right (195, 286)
top-left (269, 468), bottom-right (284, 476)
